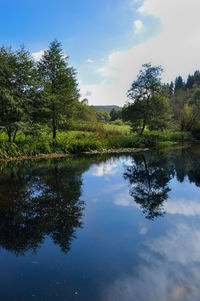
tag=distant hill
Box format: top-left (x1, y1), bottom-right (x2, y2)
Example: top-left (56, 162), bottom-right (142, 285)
top-left (91, 105), bottom-right (122, 113)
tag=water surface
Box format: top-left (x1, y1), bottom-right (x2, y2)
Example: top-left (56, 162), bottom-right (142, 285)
top-left (0, 146), bottom-right (200, 300)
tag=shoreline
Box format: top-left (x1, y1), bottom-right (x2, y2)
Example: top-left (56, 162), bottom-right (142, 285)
top-left (0, 147), bottom-right (150, 162)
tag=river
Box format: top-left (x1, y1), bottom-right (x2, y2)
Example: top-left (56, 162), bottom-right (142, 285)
top-left (0, 146), bottom-right (200, 301)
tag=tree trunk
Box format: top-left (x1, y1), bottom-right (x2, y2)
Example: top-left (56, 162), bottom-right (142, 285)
top-left (13, 128), bottom-right (18, 142)
top-left (53, 124), bottom-right (56, 139)
top-left (52, 103), bottom-right (56, 139)
top-left (140, 119), bottom-right (146, 136)
top-left (6, 128), bottom-right (12, 142)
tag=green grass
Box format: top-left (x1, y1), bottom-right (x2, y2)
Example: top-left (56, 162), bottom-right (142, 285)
top-left (103, 124), bottom-right (131, 135)
top-left (0, 125), bottom-right (194, 159)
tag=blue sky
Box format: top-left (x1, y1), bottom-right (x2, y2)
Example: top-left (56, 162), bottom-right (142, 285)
top-left (0, 0), bottom-right (160, 84)
top-left (1, 0), bottom-right (200, 105)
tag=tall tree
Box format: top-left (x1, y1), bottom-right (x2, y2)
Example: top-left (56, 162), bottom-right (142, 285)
top-left (122, 63), bottom-right (169, 135)
top-left (174, 76), bottom-right (184, 93)
top-left (186, 74), bottom-right (194, 90)
top-left (38, 40), bottom-right (79, 139)
top-left (169, 81), bottom-right (174, 96)
top-left (0, 46), bottom-right (36, 142)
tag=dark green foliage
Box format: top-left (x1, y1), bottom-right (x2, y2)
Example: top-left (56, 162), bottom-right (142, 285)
top-left (169, 70), bottom-right (200, 132)
top-left (0, 46), bottom-right (36, 142)
top-left (110, 108), bottom-right (122, 121)
top-left (174, 76), bottom-right (185, 93)
top-left (194, 71), bottom-right (200, 86)
top-left (186, 74), bottom-right (194, 89)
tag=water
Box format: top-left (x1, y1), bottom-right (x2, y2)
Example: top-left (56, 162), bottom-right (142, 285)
top-left (0, 146), bottom-right (200, 300)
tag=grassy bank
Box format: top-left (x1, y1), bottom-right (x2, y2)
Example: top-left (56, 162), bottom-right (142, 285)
top-left (0, 124), bottom-right (194, 160)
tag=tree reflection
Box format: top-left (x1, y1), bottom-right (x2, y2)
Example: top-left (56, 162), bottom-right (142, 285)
top-left (124, 153), bottom-right (173, 219)
top-left (173, 147), bottom-right (200, 186)
top-left (0, 159), bottom-right (87, 255)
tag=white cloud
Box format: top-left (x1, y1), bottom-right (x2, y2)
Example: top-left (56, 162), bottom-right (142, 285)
top-left (134, 19), bottom-right (143, 33)
top-left (32, 50), bottom-right (44, 61)
top-left (87, 58), bottom-right (95, 63)
top-left (80, 0), bottom-right (200, 106)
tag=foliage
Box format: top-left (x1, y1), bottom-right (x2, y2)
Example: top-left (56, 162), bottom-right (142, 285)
top-left (110, 108), bottom-right (122, 121)
top-left (123, 63), bottom-right (170, 135)
top-left (0, 46), bottom-right (36, 142)
top-left (0, 128), bottom-right (193, 159)
top-left (74, 100), bottom-right (97, 122)
top-left (38, 39), bottom-right (79, 139)
top-left (96, 109), bottom-right (110, 122)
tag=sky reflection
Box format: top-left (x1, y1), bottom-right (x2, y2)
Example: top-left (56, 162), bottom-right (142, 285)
top-left (1, 148), bottom-right (200, 300)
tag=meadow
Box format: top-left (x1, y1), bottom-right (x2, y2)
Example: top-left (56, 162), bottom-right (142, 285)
top-left (0, 123), bottom-right (193, 160)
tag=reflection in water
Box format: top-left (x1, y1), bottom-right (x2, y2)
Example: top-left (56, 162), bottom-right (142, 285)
top-left (0, 159), bottom-right (88, 255)
top-left (123, 146), bottom-right (200, 220)
top-left (124, 153), bottom-right (173, 219)
top-left (0, 148), bottom-right (200, 300)
top-left (102, 222), bottom-right (200, 301)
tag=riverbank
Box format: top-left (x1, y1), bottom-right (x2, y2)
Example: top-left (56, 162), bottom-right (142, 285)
top-left (0, 129), bottom-right (194, 161)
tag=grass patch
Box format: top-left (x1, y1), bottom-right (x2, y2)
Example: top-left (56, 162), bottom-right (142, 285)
top-left (0, 126), bottom-right (194, 159)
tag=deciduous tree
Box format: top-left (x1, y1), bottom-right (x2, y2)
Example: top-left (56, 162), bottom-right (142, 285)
top-left (122, 63), bottom-right (169, 135)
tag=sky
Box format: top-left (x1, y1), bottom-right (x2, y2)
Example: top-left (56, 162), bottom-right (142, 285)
top-left (0, 0), bottom-right (200, 106)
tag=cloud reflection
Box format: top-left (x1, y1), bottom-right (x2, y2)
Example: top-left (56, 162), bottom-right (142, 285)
top-left (165, 199), bottom-right (200, 216)
top-left (90, 161), bottom-right (118, 177)
top-left (102, 221), bottom-right (200, 301)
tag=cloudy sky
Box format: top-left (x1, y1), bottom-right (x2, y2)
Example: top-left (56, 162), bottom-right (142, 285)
top-left (1, 0), bottom-right (200, 105)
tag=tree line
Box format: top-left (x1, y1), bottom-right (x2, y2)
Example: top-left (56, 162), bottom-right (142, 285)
top-left (122, 63), bottom-right (200, 135)
top-left (0, 39), bottom-right (84, 141)
top-left (1, 39), bottom-right (200, 142)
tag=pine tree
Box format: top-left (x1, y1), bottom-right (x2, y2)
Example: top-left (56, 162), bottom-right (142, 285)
top-left (174, 76), bottom-right (184, 93)
top-left (169, 81), bottom-right (174, 96)
top-left (38, 40), bottom-right (79, 139)
top-left (186, 75), bottom-right (194, 90)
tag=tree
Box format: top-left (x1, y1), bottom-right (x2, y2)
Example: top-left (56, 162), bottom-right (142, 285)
top-left (38, 40), bottom-right (79, 139)
top-left (122, 63), bottom-right (169, 135)
top-left (194, 71), bottom-right (200, 86)
top-left (110, 108), bottom-right (122, 121)
top-left (186, 74), bottom-right (194, 90)
top-left (174, 76), bottom-right (185, 93)
top-left (169, 81), bottom-right (174, 96)
top-left (96, 109), bottom-right (110, 122)
top-left (0, 46), bottom-right (36, 142)
top-left (74, 100), bottom-right (97, 122)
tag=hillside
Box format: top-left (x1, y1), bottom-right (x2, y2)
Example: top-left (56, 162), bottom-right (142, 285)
top-left (91, 105), bottom-right (121, 113)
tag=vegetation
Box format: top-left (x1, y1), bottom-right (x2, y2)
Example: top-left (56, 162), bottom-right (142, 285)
top-left (122, 63), bottom-right (170, 135)
top-left (0, 40), bottom-right (199, 159)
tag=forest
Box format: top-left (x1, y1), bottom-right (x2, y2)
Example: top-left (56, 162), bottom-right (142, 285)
top-left (0, 39), bottom-right (199, 159)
